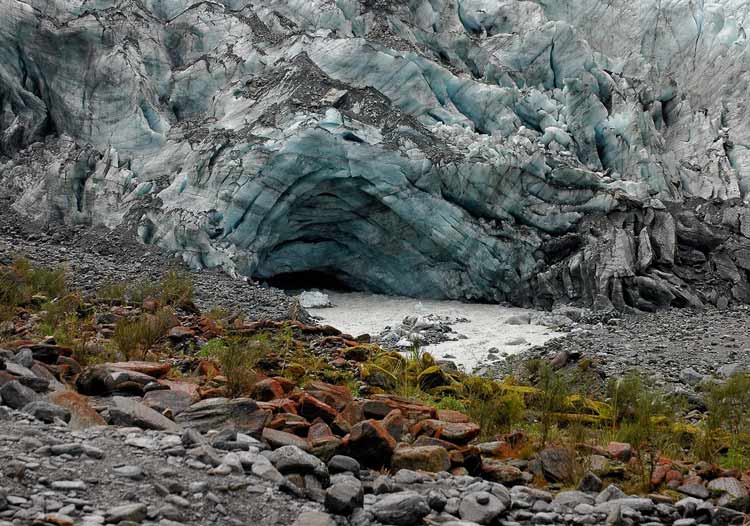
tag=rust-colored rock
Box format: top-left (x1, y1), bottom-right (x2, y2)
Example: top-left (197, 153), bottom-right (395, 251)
top-left (382, 409), bottom-right (407, 442)
top-left (346, 419), bottom-right (396, 468)
top-left (252, 378), bottom-right (286, 401)
top-left (105, 361), bottom-right (171, 379)
top-left (272, 376), bottom-right (297, 395)
top-left (298, 393), bottom-right (338, 424)
top-left (333, 401), bottom-right (364, 435)
top-left (436, 409), bottom-right (470, 423)
top-left (48, 390), bottom-right (107, 430)
top-left (308, 420), bottom-right (342, 461)
top-left (371, 394), bottom-right (436, 424)
top-left (411, 419), bottom-right (480, 445)
top-left (257, 398), bottom-right (298, 414)
top-left (481, 458), bottom-right (525, 485)
top-left (168, 326), bottom-right (195, 341)
top-left (305, 381), bottom-right (353, 411)
top-left (414, 435), bottom-right (458, 450)
top-left (269, 413), bottom-right (311, 435)
top-left (198, 360), bottom-right (220, 378)
top-left (392, 446), bottom-right (450, 473)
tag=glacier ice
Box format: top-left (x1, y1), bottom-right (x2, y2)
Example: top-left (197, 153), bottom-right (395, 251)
top-left (2, 0), bottom-right (750, 310)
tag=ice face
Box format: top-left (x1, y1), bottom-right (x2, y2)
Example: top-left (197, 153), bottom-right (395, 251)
top-left (2, 0), bottom-right (750, 309)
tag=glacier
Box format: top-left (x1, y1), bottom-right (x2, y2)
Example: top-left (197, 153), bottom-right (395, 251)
top-left (2, 0), bottom-right (750, 311)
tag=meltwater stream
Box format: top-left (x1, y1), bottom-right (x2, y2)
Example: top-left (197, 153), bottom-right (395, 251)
top-left (306, 291), bottom-right (564, 373)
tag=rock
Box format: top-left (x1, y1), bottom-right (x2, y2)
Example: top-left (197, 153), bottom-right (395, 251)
top-left (717, 363), bottom-right (745, 379)
top-left (108, 396), bottom-right (181, 432)
top-left (678, 483), bottom-right (710, 500)
top-left (251, 378), bottom-right (286, 401)
top-left (708, 477), bottom-right (748, 507)
top-left (596, 485), bottom-right (627, 504)
top-left (538, 448), bottom-right (574, 483)
top-left (577, 471), bottom-right (603, 492)
top-left (553, 490), bottom-right (595, 508)
top-left (113, 465), bottom-right (145, 480)
top-left (392, 446), bottom-right (450, 473)
top-left (175, 398), bottom-right (269, 434)
top-left (269, 445), bottom-right (328, 479)
top-left (13, 348), bottom-right (33, 368)
top-left (0, 380), bottom-right (39, 409)
top-left (263, 428), bottom-right (311, 451)
top-left (105, 362), bottom-right (172, 378)
top-left (411, 419), bottom-right (481, 444)
top-left (143, 389), bottom-right (193, 416)
top-left (48, 391), bottom-right (107, 429)
top-left (297, 393), bottom-right (338, 424)
top-left (22, 400), bottom-right (70, 423)
top-left (458, 491), bottom-right (506, 524)
top-left (299, 291), bottom-right (333, 309)
top-left (105, 503), bottom-right (147, 524)
top-left (291, 511), bottom-right (337, 526)
top-left (325, 479), bottom-right (364, 515)
top-left (346, 419), bottom-right (396, 468)
top-left (680, 367), bottom-right (706, 387)
top-left (416, 366), bottom-right (453, 390)
top-left (327, 455), bottom-right (360, 477)
top-left (370, 492), bottom-right (430, 526)
top-left (606, 442), bottom-right (633, 462)
top-left (76, 366), bottom-right (154, 396)
top-left (481, 459), bottom-right (525, 485)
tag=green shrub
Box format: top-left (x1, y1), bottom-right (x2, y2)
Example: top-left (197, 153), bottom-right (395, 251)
top-left (159, 269), bottom-right (194, 307)
top-left (531, 363), bottom-right (570, 446)
top-left (113, 309), bottom-right (176, 360)
top-left (201, 336), bottom-right (265, 397)
top-left (97, 281), bottom-right (127, 303)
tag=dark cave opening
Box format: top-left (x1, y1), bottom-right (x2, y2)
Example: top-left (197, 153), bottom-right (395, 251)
top-left (264, 270), bottom-right (357, 293)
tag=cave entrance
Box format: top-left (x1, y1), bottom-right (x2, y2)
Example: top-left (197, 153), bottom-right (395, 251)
top-left (264, 270), bottom-right (357, 293)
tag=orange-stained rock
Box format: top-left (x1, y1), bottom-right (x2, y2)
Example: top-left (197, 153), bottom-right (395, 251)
top-left (257, 398), bottom-right (298, 414)
top-left (308, 420), bottom-right (342, 461)
top-left (382, 409), bottom-right (407, 442)
top-left (666, 469), bottom-right (683, 483)
top-left (436, 409), bottom-right (470, 423)
top-left (305, 381), bottom-right (353, 411)
top-left (197, 316), bottom-right (221, 338)
top-left (481, 458), bottom-right (525, 485)
top-left (411, 419), bottom-right (481, 445)
top-left (272, 377), bottom-right (297, 395)
top-left (168, 326), bottom-right (195, 341)
top-left (298, 393), bottom-right (338, 424)
top-left (651, 464), bottom-right (671, 486)
top-left (333, 401), bottom-right (364, 435)
top-left (106, 361), bottom-right (172, 379)
top-left (160, 379), bottom-right (201, 402)
top-left (198, 360), bottom-right (220, 378)
top-left (252, 378), bottom-right (286, 401)
top-left (371, 394), bottom-right (436, 424)
top-left (346, 419), bottom-right (396, 468)
top-left (48, 391), bottom-right (107, 430)
top-left (414, 435), bottom-right (458, 450)
top-left (198, 386), bottom-right (226, 399)
top-left (268, 413), bottom-right (311, 436)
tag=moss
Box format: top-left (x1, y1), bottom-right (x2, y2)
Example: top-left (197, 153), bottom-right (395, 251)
top-left (416, 365), bottom-right (453, 391)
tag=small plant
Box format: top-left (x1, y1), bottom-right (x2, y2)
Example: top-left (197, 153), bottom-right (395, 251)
top-left (97, 281), bottom-right (127, 303)
top-left (159, 269), bottom-right (194, 307)
top-left (201, 336), bottom-right (265, 397)
top-left (113, 309), bottom-right (176, 360)
top-left (532, 363), bottom-right (570, 446)
top-left (127, 280), bottom-right (161, 305)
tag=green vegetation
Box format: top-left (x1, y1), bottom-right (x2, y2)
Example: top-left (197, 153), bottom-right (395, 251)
top-left (112, 309), bottom-right (176, 360)
top-left (200, 336), bottom-right (264, 397)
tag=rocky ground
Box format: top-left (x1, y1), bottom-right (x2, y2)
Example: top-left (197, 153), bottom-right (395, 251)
top-left (492, 306), bottom-right (750, 398)
top-left (0, 198), bottom-right (303, 323)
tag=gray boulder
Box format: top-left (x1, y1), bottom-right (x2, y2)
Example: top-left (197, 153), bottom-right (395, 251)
top-left (0, 380), bottom-right (39, 409)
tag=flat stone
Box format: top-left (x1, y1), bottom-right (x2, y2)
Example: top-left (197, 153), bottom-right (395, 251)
top-left (22, 400), bottom-right (71, 423)
top-left (175, 397), bottom-right (269, 434)
top-left (0, 380), bottom-right (39, 409)
top-left (325, 479), bottom-right (364, 515)
top-left (262, 427), bottom-right (311, 451)
top-left (370, 491), bottom-right (430, 526)
top-left (108, 396), bottom-right (181, 432)
top-left (459, 491), bottom-right (506, 524)
top-left (106, 503), bottom-right (147, 523)
top-left (391, 445), bottom-right (450, 473)
top-left (143, 389), bottom-right (193, 416)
